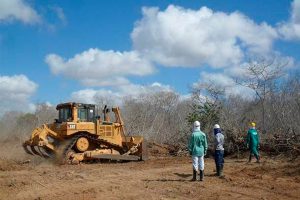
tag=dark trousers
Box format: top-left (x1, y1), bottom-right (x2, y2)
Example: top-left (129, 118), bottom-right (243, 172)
top-left (214, 150), bottom-right (224, 169)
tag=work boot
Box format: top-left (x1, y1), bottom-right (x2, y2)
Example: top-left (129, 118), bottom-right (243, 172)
top-left (216, 165), bottom-right (220, 176)
top-left (248, 154), bottom-right (252, 163)
top-left (255, 155), bottom-right (260, 163)
top-left (199, 170), bottom-right (204, 181)
top-left (191, 169), bottom-right (196, 181)
top-left (219, 165), bottom-right (223, 177)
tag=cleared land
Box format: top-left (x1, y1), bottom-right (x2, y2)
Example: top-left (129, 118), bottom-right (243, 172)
top-left (0, 143), bottom-right (299, 200)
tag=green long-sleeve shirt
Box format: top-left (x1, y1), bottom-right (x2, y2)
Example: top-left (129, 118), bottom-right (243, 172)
top-left (188, 131), bottom-right (208, 156)
top-left (246, 128), bottom-right (260, 154)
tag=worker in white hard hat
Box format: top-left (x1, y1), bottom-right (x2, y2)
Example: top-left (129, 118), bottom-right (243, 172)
top-left (213, 124), bottom-right (224, 177)
top-left (246, 122), bottom-right (260, 163)
top-left (188, 121), bottom-right (208, 181)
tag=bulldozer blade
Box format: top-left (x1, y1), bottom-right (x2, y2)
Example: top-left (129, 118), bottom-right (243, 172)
top-left (31, 146), bottom-right (43, 157)
top-left (38, 146), bottom-right (54, 158)
top-left (23, 144), bottom-right (34, 155)
top-left (38, 147), bottom-right (49, 158)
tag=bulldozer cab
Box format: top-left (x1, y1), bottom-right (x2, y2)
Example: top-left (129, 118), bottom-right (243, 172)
top-left (56, 102), bottom-right (95, 123)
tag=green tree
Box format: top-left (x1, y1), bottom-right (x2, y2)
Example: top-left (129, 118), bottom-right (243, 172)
top-left (187, 84), bottom-right (224, 133)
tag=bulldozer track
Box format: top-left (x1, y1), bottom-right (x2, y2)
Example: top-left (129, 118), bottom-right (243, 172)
top-left (61, 133), bottom-right (128, 163)
top-left (62, 135), bottom-right (80, 163)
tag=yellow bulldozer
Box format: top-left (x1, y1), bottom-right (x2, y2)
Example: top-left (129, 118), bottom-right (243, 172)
top-left (23, 102), bottom-right (147, 164)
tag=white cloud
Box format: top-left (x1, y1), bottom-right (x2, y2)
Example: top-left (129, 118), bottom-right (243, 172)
top-left (46, 2), bottom-right (298, 106)
top-left (278, 0), bottom-right (300, 40)
top-left (0, 0), bottom-right (41, 24)
top-left (131, 5), bottom-right (278, 68)
top-left (0, 1), bottom-right (67, 31)
top-left (0, 75), bottom-right (38, 114)
top-left (45, 48), bottom-right (155, 87)
top-left (71, 88), bottom-right (122, 106)
top-left (200, 72), bottom-right (235, 87)
top-left (196, 71), bottom-right (255, 99)
top-left (50, 6), bottom-right (67, 26)
top-left (70, 82), bottom-right (174, 106)
top-left (118, 82), bottom-right (173, 97)
top-left (45, 6), bottom-right (67, 32)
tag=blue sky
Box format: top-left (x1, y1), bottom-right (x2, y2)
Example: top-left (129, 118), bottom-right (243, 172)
top-left (0, 0), bottom-right (300, 114)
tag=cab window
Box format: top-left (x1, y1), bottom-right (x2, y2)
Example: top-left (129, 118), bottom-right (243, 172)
top-left (77, 107), bottom-right (95, 122)
top-left (78, 108), bottom-right (87, 122)
top-left (58, 108), bottom-right (72, 122)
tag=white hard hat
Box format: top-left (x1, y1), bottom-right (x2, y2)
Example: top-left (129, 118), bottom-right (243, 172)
top-left (214, 124), bottom-right (220, 129)
top-left (194, 121), bottom-right (200, 127)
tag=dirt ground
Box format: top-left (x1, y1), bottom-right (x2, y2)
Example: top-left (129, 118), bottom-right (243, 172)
top-left (0, 144), bottom-right (300, 200)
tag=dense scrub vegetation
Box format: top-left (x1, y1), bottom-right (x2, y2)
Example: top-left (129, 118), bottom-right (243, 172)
top-left (1, 61), bottom-right (299, 157)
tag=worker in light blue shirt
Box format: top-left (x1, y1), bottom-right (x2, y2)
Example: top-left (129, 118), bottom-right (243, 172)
top-left (213, 124), bottom-right (224, 177)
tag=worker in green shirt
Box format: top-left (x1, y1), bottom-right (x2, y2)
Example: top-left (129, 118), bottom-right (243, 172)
top-left (188, 121), bottom-right (208, 181)
top-left (246, 122), bottom-right (260, 163)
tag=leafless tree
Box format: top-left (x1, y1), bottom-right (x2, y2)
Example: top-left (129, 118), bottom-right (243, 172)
top-left (35, 103), bottom-right (57, 126)
top-left (236, 59), bottom-right (287, 132)
top-left (121, 91), bottom-right (191, 147)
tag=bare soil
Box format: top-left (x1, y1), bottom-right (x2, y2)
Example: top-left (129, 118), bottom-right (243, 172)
top-left (0, 143), bottom-right (300, 200)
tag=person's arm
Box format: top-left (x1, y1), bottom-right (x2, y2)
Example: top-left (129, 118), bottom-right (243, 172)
top-left (246, 130), bottom-right (250, 146)
top-left (188, 134), bottom-right (193, 155)
top-left (204, 134), bottom-right (208, 155)
top-left (257, 131), bottom-right (260, 144)
top-left (214, 134), bottom-right (218, 149)
top-left (220, 134), bottom-right (225, 148)
top-left (215, 134), bottom-right (221, 147)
